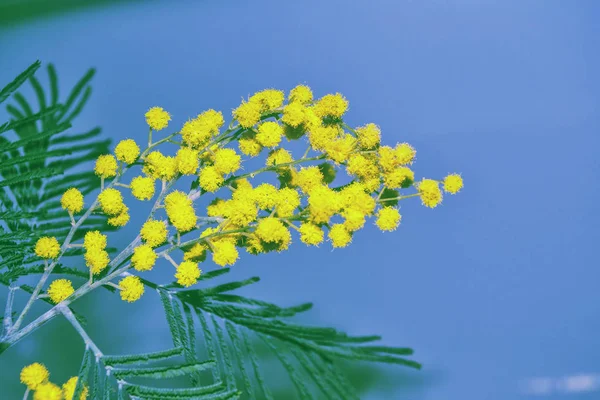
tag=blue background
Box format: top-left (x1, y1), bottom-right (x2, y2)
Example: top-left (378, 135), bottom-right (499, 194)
top-left (1, 1), bottom-right (599, 399)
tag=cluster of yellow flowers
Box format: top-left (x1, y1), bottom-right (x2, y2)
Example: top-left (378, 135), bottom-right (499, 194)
top-left (34, 85), bottom-right (463, 304)
top-left (20, 362), bottom-right (87, 400)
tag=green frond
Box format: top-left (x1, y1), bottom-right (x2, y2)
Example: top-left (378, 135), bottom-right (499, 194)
top-left (102, 347), bottom-right (184, 366)
top-left (112, 361), bottom-right (215, 380)
top-left (0, 61), bottom-right (40, 104)
top-left (73, 348), bottom-right (93, 400)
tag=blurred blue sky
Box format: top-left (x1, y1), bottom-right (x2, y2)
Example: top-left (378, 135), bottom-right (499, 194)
top-left (1, 0), bottom-right (599, 399)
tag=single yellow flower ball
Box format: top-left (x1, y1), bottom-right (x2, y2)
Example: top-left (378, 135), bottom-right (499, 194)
top-left (293, 166), bottom-right (323, 194)
top-left (175, 261), bottom-right (201, 287)
top-left (47, 279), bottom-right (74, 304)
top-left (33, 382), bottom-right (62, 400)
top-left (299, 223), bottom-right (324, 246)
top-left (114, 139), bottom-right (140, 164)
top-left (212, 240), bottom-right (239, 266)
top-left (35, 237), bottom-right (61, 259)
top-left (130, 176), bottom-right (155, 201)
top-left (83, 230), bottom-right (107, 251)
top-left (94, 154), bottom-right (118, 178)
top-left (199, 166), bottom-right (224, 193)
top-left (213, 148), bottom-right (241, 175)
top-left (375, 207), bottom-right (401, 232)
top-left (328, 224), bottom-right (352, 248)
top-left (249, 89), bottom-right (285, 112)
top-left (164, 191), bottom-right (197, 232)
top-left (143, 151), bottom-right (177, 181)
top-left (183, 243), bottom-right (207, 263)
top-left (60, 188), bottom-right (84, 214)
top-left (140, 220), bottom-right (168, 247)
top-left (119, 275), bottom-right (144, 302)
top-left (145, 106), bottom-right (171, 131)
top-left (288, 84), bottom-right (313, 105)
top-left (384, 167), bottom-right (414, 189)
top-left (233, 101), bottom-right (261, 128)
top-left (62, 376), bottom-right (89, 400)
top-left (84, 248), bottom-right (110, 275)
top-left (20, 363), bottom-right (49, 390)
top-left (238, 137), bottom-right (263, 157)
top-left (355, 123), bottom-right (381, 149)
top-left (281, 102), bottom-right (306, 127)
top-left (131, 244), bottom-right (157, 271)
top-left (98, 188), bottom-right (125, 216)
top-left (417, 179), bottom-right (443, 208)
top-left (256, 121), bottom-right (283, 148)
top-left (443, 174), bottom-right (464, 194)
top-left (175, 147), bottom-right (199, 175)
top-left (314, 93), bottom-right (349, 119)
top-left (395, 143), bottom-right (416, 165)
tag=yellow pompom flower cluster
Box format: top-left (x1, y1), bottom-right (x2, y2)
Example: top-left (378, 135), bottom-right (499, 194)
top-left (176, 147), bottom-right (199, 175)
top-left (84, 230), bottom-right (110, 275)
top-left (443, 174), bottom-right (464, 194)
top-left (165, 191), bottom-right (197, 232)
top-left (175, 261), bottom-right (201, 287)
top-left (47, 279), bottom-right (74, 304)
top-left (94, 154), bottom-right (118, 178)
top-left (145, 106), bottom-right (171, 131)
top-left (130, 176), bottom-right (155, 200)
top-left (97, 188), bottom-right (129, 227)
top-left (35, 237), bottom-right (61, 259)
top-left (180, 109), bottom-right (224, 148)
top-left (119, 275), bottom-right (144, 302)
top-left (131, 244), bottom-right (157, 271)
top-left (140, 220), bottom-right (168, 247)
top-left (60, 188), bottom-right (84, 214)
top-left (115, 139), bottom-right (140, 164)
top-left (20, 364), bottom-right (88, 400)
top-left (143, 151), bottom-right (177, 181)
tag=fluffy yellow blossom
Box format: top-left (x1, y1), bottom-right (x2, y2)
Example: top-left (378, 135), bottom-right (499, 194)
top-left (395, 143), bottom-right (416, 165)
top-left (119, 275), bottom-right (144, 302)
top-left (85, 248), bottom-right (110, 275)
top-left (275, 188), bottom-right (300, 217)
top-left (61, 188), bottom-right (84, 214)
top-left (324, 134), bottom-right (356, 164)
top-left (376, 207), bottom-right (401, 231)
top-left (314, 93), bottom-right (348, 119)
top-left (256, 121), bottom-right (283, 148)
top-left (94, 155), bottom-right (117, 178)
top-left (443, 174), bottom-right (463, 194)
top-left (145, 107), bottom-right (171, 131)
top-left (418, 179), bottom-right (443, 208)
top-left (98, 188), bottom-right (125, 216)
top-left (378, 146), bottom-right (398, 172)
top-left (293, 166), bottom-right (323, 194)
top-left (255, 217), bottom-right (291, 250)
top-left (266, 148), bottom-right (293, 166)
top-left (33, 382), bottom-right (62, 400)
top-left (184, 243), bottom-right (207, 263)
top-left (233, 101), bottom-right (261, 128)
top-left (47, 279), bottom-right (74, 304)
top-left (35, 237), bottom-right (60, 259)
top-left (223, 199), bottom-right (258, 227)
top-left (308, 185), bottom-right (341, 224)
top-left (253, 183), bottom-right (278, 210)
top-left (164, 191), bottom-right (197, 231)
top-left (308, 125), bottom-right (341, 152)
top-left (384, 167), bottom-right (414, 189)
top-left (131, 244), bottom-right (157, 271)
top-left (130, 176), bottom-right (155, 200)
top-left (328, 224), bottom-right (351, 248)
top-left (250, 89), bottom-right (284, 111)
top-left (115, 139), bottom-right (140, 164)
top-left (299, 223), bottom-right (324, 246)
top-left (140, 220), bottom-right (168, 247)
top-left (346, 154), bottom-right (379, 180)
top-left (176, 147), bottom-right (199, 175)
top-left (339, 183), bottom-right (376, 215)
top-left (175, 261), bottom-right (201, 287)
top-left (212, 240), bottom-right (239, 266)
top-left (143, 151), bottom-right (177, 181)
top-left (342, 207), bottom-right (366, 232)
top-left (214, 148), bottom-right (241, 174)
top-left (107, 206), bottom-right (130, 227)
top-left (20, 363), bottom-right (49, 390)
top-left (180, 110), bottom-right (223, 148)
top-left (289, 84), bottom-right (313, 104)
top-left (199, 166), bottom-right (225, 192)
top-left (355, 123), bottom-right (381, 149)
top-left (84, 231), bottom-right (107, 251)
top-left (239, 137), bottom-right (263, 156)
top-left (62, 377), bottom-right (88, 400)
top-left (282, 102), bottom-right (306, 127)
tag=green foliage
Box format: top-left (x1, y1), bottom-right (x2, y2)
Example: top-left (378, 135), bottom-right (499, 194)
top-left (0, 61), bottom-right (113, 285)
